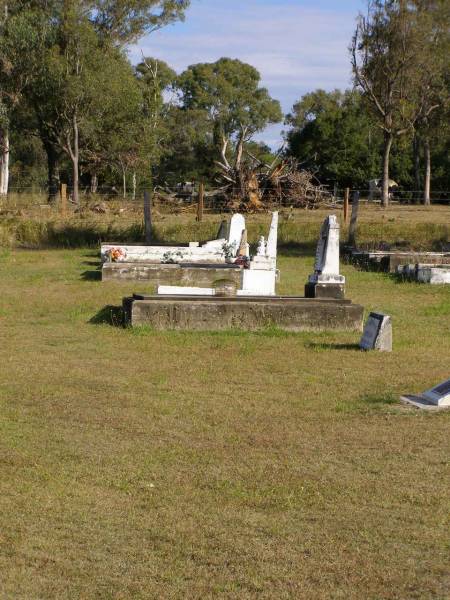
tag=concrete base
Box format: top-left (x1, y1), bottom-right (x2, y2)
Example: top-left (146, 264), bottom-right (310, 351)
top-left (103, 262), bottom-right (242, 288)
top-left (346, 249), bottom-right (450, 273)
top-left (400, 395), bottom-right (450, 411)
top-left (123, 295), bottom-right (364, 332)
top-left (304, 282), bottom-right (345, 300)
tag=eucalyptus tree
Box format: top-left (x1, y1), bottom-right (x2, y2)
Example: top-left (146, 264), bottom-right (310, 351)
top-left (286, 89), bottom-right (382, 188)
top-left (0, 1), bottom-right (46, 194)
top-left (351, 1), bottom-right (425, 206)
top-left (410, 0), bottom-right (449, 204)
top-left (1, 0), bottom-right (190, 200)
top-left (177, 58), bottom-right (283, 177)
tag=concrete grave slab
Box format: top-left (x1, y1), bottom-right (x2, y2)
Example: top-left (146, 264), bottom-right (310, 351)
top-left (123, 294), bottom-right (364, 332)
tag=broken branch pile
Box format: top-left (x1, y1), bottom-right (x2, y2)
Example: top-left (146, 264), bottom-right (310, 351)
top-left (216, 154), bottom-right (332, 211)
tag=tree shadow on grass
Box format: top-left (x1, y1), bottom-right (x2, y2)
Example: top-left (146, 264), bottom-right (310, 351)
top-left (278, 242), bottom-right (317, 258)
top-left (306, 342), bottom-right (361, 351)
top-left (89, 305), bottom-right (123, 326)
top-left (82, 259), bottom-right (100, 266)
top-left (81, 269), bottom-right (102, 281)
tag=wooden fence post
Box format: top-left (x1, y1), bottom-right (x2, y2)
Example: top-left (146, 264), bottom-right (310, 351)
top-left (60, 183), bottom-right (67, 216)
top-left (344, 187), bottom-right (350, 224)
top-left (197, 181), bottom-right (204, 222)
top-left (348, 190), bottom-right (360, 247)
top-left (144, 190), bottom-right (152, 244)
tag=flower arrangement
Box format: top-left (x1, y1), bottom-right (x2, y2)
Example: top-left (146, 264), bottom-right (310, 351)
top-left (107, 247), bottom-right (127, 262)
top-left (222, 241), bottom-right (237, 262)
top-left (162, 250), bottom-right (185, 264)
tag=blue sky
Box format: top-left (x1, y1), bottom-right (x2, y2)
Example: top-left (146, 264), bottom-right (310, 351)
top-left (130, 0), bottom-right (366, 148)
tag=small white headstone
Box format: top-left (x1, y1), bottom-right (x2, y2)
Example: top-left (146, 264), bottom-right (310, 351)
top-left (401, 379), bottom-right (450, 410)
top-left (360, 312), bottom-right (392, 352)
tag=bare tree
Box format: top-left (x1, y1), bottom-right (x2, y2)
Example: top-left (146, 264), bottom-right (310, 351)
top-left (411, 0), bottom-right (449, 205)
top-left (351, 1), bottom-right (423, 207)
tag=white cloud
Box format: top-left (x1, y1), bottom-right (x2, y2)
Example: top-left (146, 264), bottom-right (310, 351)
top-left (130, 1), bottom-right (360, 147)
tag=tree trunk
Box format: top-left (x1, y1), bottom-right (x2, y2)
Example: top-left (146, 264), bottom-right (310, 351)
top-left (72, 114), bottom-right (79, 206)
top-left (0, 128), bottom-right (10, 196)
top-left (44, 141), bottom-right (60, 202)
top-left (381, 132), bottom-right (393, 208)
top-left (90, 173), bottom-right (98, 194)
top-left (220, 135), bottom-right (230, 170)
top-left (132, 171), bottom-right (136, 200)
top-left (235, 129), bottom-right (246, 171)
top-left (413, 133), bottom-right (421, 203)
top-left (423, 137), bottom-right (431, 206)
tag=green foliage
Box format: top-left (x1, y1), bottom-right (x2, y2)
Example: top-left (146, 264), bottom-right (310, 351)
top-left (177, 58), bottom-right (282, 165)
top-left (286, 89), bottom-right (381, 187)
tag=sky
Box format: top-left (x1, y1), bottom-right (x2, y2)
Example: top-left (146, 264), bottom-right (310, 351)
top-left (130, 0), bottom-right (366, 148)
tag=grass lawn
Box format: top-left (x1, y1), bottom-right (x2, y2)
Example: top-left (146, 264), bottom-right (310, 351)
top-left (0, 246), bottom-right (449, 599)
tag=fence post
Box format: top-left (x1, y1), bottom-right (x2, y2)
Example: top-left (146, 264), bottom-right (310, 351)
top-left (197, 181), bottom-right (204, 222)
top-left (60, 183), bottom-right (67, 216)
top-left (348, 190), bottom-right (360, 247)
top-left (344, 187), bottom-right (350, 224)
top-left (144, 190), bottom-right (152, 244)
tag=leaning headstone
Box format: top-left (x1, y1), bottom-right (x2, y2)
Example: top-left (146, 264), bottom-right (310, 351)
top-left (305, 214), bottom-right (346, 299)
top-left (401, 379), bottom-right (450, 410)
top-left (360, 312), bottom-right (392, 352)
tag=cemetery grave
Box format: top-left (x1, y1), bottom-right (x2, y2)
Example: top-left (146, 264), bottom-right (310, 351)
top-left (123, 214), bottom-right (364, 331)
top-left (346, 248), bottom-right (450, 273)
top-left (401, 378), bottom-right (450, 410)
top-left (0, 206), bottom-right (449, 598)
top-left (397, 263), bottom-right (450, 284)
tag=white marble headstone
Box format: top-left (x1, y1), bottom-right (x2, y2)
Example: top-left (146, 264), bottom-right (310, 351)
top-left (308, 215), bottom-right (345, 286)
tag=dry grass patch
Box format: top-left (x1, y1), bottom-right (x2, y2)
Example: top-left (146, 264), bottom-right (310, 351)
top-left (0, 248), bottom-right (449, 599)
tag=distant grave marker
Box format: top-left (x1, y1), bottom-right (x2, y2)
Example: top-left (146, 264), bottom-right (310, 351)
top-left (360, 312), bottom-right (392, 352)
top-left (401, 379), bottom-right (450, 410)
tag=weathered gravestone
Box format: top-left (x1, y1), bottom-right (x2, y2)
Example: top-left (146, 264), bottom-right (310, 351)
top-left (360, 312), bottom-right (392, 352)
top-left (305, 215), bottom-right (346, 299)
top-left (401, 379), bottom-right (450, 410)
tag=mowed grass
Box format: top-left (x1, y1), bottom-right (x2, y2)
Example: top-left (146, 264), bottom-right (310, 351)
top-left (0, 248), bottom-right (449, 599)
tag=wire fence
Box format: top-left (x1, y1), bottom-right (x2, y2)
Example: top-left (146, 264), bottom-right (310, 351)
top-left (1, 184), bottom-right (450, 214)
